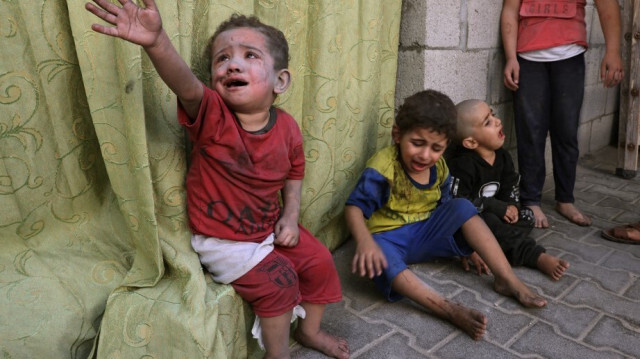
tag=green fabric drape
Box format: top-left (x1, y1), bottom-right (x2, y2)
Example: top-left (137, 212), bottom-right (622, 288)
top-left (0, 0), bottom-right (400, 358)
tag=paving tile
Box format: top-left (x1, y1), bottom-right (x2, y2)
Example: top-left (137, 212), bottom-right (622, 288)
top-left (434, 333), bottom-right (521, 359)
top-left (541, 220), bottom-right (595, 241)
top-left (583, 316), bottom-right (640, 359)
top-left (333, 240), bottom-right (386, 312)
top-left (590, 217), bottom-right (630, 230)
top-left (431, 266), bottom-right (507, 305)
top-left (573, 187), bottom-right (615, 205)
top-left (411, 257), bottom-right (458, 276)
top-left (452, 291), bottom-right (535, 345)
top-left (553, 202), bottom-right (625, 226)
top-left (582, 184), bottom-right (640, 203)
top-left (500, 295), bottom-right (600, 339)
top-left (363, 298), bottom-right (462, 349)
top-left (510, 264), bottom-right (578, 299)
top-left (620, 185), bottom-right (640, 196)
top-left (623, 277), bottom-right (640, 301)
top-left (291, 301), bottom-right (393, 358)
top-left (340, 276), bottom-right (385, 313)
top-left (596, 196), bottom-right (640, 214)
top-left (599, 250), bottom-right (640, 276)
top-left (511, 321), bottom-right (627, 359)
top-left (528, 227), bottom-right (548, 240)
top-left (560, 253), bottom-right (634, 293)
top-left (563, 281), bottom-right (640, 327)
top-left (412, 266), bottom-right (473, 297)
top-left (341, 287), bottom-right (383, 314)
top-left (575, 172), bottom-right (630, 189)
top-left (354, 332), bottom-right (434, 359)
top-left (428, 264), bottom-right (569, 308)
top-left (586, 228), bottom-right (640, 257)
top-left (538, 232), bottom-right (612, 264)
top-left (612, 212), bottom-right (640, 223)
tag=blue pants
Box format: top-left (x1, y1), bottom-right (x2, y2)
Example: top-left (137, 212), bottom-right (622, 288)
top-left (513, 53), bottom-right (585, 205)
top-left (372, 198), bottom-right (476, 301)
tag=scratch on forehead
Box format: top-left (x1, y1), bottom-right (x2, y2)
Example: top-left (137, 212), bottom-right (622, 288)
top-left (213, 31), bottom-right (266, 57)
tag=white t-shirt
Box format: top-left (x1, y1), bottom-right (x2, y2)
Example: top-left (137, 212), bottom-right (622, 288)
top-left (519, 43), bottom-right (586, 62)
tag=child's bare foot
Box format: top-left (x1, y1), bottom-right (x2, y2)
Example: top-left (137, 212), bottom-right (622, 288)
top-left (528, 205), bottom-right (549, 228)
top-left (294, 328), bottom-right (350, 359)
top-left (536, 253), bottom-right (569, 280)
top-left (443, 300), bottom-right (487, 340)
top-left (555, 202), bottom-right (592, 226)
top-left (493, 277), bottom-right (547, 308)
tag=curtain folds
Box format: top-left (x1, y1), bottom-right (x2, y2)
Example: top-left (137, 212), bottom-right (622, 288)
top-left (0, 0), bottom-right (400, 357)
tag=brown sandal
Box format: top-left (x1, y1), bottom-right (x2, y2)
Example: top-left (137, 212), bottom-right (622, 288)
top-left (601, 222), bottom-right (640, 245)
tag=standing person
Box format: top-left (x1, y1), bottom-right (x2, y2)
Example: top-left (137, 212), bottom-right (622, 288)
top-left (85, 1), bottom-right (349, 358)
top-left (447, 99), bottom-right (570, 280)
top-left (501, 0), bottom-right (624, 228)
top-left (345, 89), bottom-right (547, 342)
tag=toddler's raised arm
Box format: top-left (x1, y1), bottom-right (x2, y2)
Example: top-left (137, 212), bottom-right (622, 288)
top-left (86, 0), bottom-right (203, 117)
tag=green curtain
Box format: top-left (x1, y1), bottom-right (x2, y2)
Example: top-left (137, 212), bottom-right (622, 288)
top-left (0, 0), bottom-right (400, 358)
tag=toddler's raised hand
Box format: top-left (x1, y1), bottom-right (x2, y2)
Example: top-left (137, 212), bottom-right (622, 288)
top-left (86, 0), bottom-right (163, 48)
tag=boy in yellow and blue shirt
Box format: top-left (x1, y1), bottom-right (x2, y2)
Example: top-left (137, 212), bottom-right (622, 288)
top-left (345, 90), bottom-right (547, 341)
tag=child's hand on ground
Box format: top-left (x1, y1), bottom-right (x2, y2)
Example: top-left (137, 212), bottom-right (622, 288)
top-left (86, 0), bottom-right (163, 48)
top-left (504, 205), bottom-right (519, 224)
top-left (274, 218), bottom-right (299, 247)
top-left (352, 239), bottom-right (387, 279)
top-left (461, 252), bottom-right (491, 276)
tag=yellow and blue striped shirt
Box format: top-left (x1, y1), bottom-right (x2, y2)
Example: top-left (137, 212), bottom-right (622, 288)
top-left (346, 145), bottom-right (452, 234)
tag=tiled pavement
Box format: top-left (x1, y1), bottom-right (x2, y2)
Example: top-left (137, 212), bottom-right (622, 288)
top-left (291, 145), bottom-right (640, 359)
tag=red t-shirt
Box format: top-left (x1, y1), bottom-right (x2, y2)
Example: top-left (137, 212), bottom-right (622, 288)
top-left (179, 85), bottom-right (305, 242)
top-left (517, 0), bottom-right (587, 53)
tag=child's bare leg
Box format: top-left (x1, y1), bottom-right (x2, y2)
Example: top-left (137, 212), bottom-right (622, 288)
top-left (294, 302), bottom-right (349, 359)
top-left (392, 269), bottom-right (487, 340)
top-left (528, 205), bottom-right (549, 228)
top-left (461, 215), bottom-right (547, 308)
top-left (260, 311), bottom-right (293, 359)
top-left (536, 253), bottom-right (570, 281)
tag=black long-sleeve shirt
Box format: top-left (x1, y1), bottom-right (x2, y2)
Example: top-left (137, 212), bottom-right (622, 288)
top-left (446, 146), bottom-right (520, 218)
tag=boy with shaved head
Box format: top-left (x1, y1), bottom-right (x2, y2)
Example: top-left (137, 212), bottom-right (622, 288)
top-left (447, 99), bottom-right (569, 280)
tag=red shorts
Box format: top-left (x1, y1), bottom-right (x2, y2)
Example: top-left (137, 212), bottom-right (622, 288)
top-left (230, 225), bottom-right (342, 317)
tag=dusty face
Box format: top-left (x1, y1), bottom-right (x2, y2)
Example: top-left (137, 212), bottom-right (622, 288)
top-left (393, 127), bottom-right (448, 182)
top-left (468, 102), bottom-right (505, 151)
top-left (210, 27), bottom-right (280, 114)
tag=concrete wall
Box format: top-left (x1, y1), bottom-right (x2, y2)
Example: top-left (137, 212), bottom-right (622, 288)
top-left (395, 0), bottom-right (622, 160)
